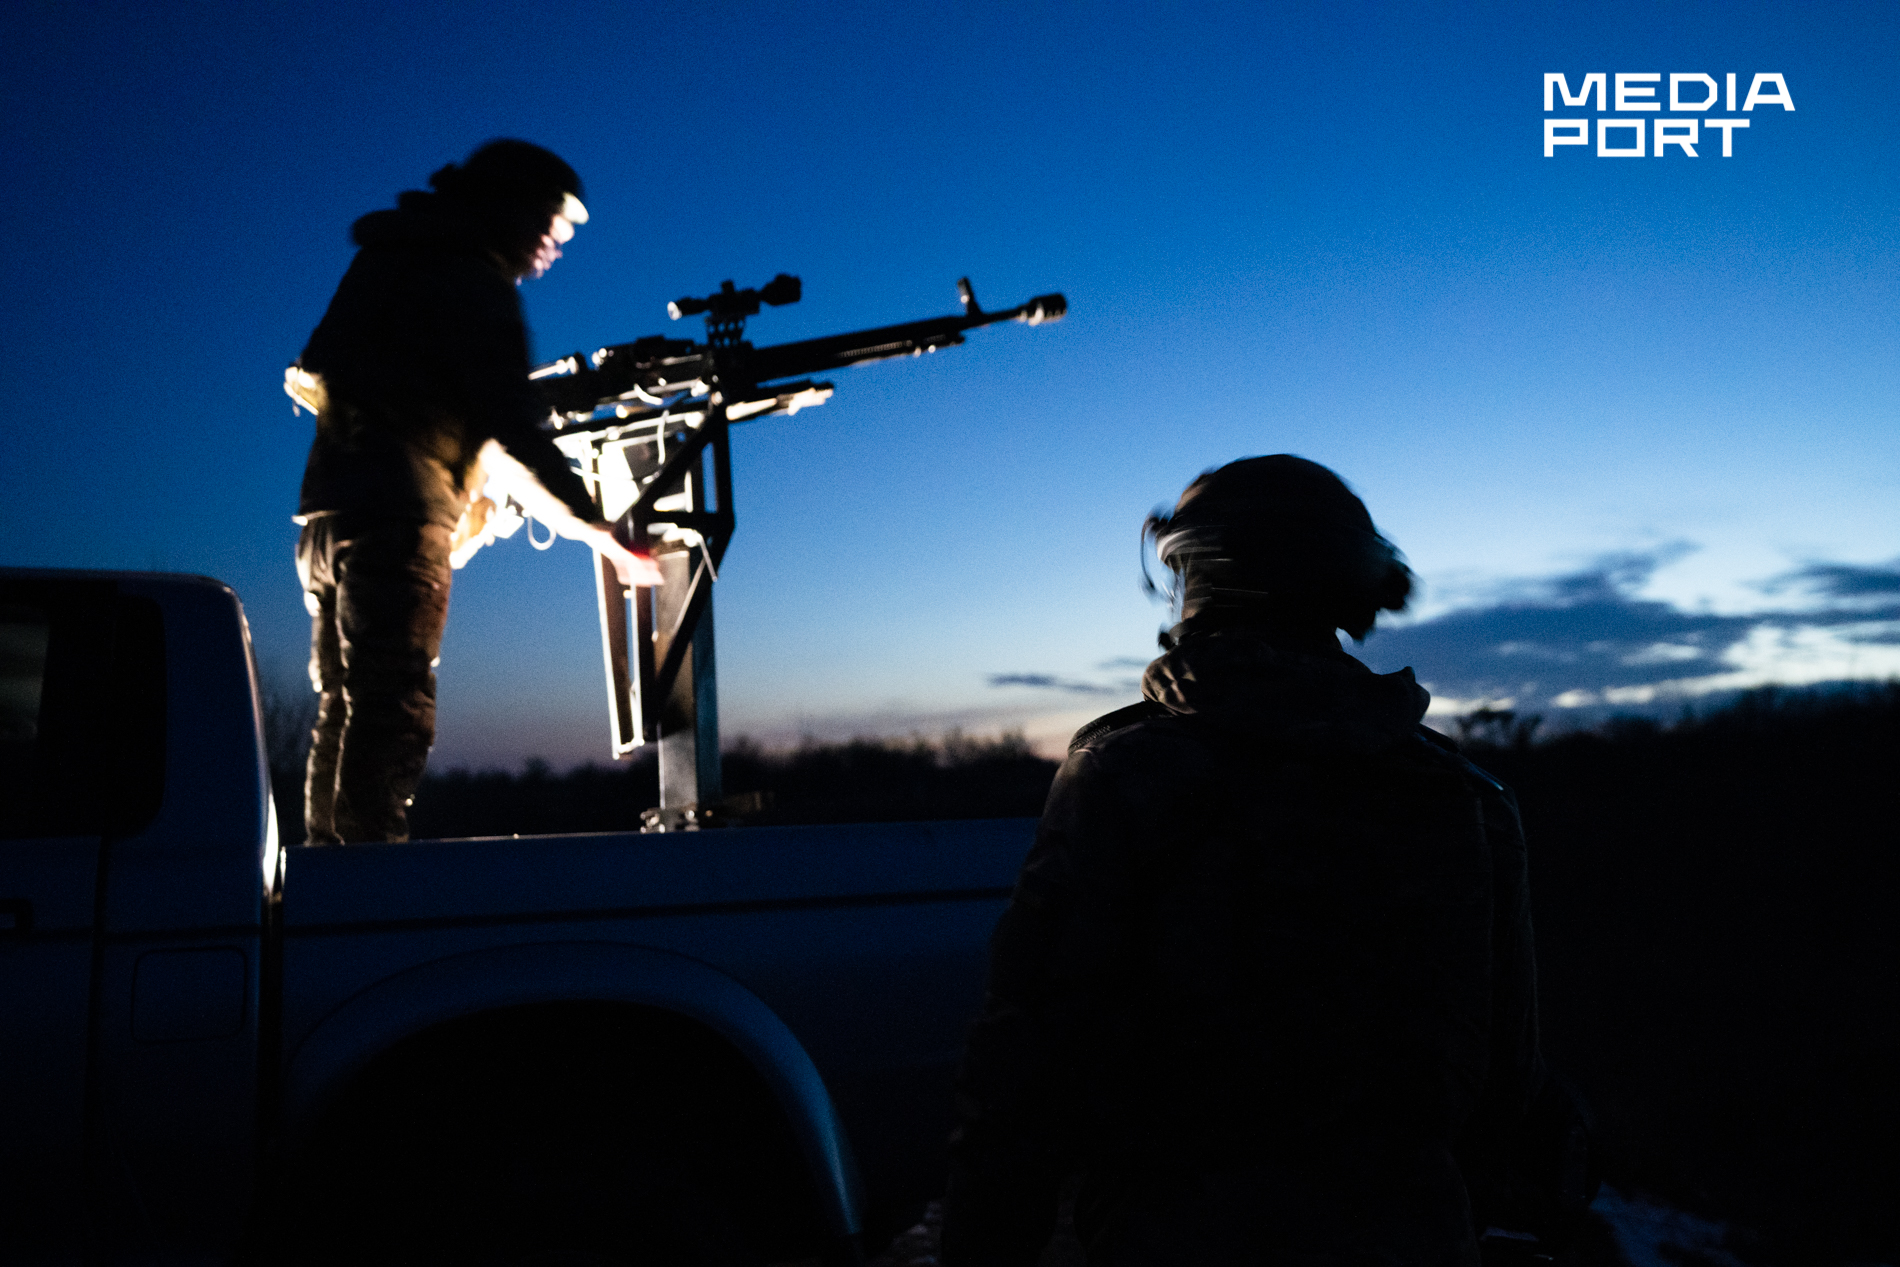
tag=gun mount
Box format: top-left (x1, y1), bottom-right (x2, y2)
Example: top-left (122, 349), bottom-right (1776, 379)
top-left (525, 276), bottom-right (1066, 825)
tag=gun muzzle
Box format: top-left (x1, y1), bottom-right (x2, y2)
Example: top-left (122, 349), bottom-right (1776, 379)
top-left (1019, 293), bottom-right (1066, 325)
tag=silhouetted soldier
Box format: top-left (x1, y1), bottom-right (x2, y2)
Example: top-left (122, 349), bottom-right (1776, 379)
top-left (944, 456), bottom-right (1563, 1266)
top-left (291, 140), bottom-right (657, 845)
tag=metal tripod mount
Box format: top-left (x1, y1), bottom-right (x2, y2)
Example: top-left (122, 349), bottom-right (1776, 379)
top-left (532, 275), bottom-right (1068, 828)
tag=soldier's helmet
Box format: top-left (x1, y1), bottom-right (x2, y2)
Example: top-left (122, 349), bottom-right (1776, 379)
top-left (1144, 455), bottom-right (1414, 641)
top-left (428, 139), bottom-right (588, 275)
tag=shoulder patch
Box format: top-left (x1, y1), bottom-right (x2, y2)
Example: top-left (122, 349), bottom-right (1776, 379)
top-left (1069, 700), bottom-right (1173, 753)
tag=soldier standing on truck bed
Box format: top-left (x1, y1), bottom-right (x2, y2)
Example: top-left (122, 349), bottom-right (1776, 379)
top-left (290, 139), bottom-right (660, 845)
top-left (943, 456), bottom-right (1588, 1266)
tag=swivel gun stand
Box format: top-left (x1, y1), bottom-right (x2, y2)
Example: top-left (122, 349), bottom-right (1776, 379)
top-left (531, 274), bottom-right (1068, 831)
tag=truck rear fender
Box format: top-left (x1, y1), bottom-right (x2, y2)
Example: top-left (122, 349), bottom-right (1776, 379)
top-left (280, 939), bottom-right (863, 1238)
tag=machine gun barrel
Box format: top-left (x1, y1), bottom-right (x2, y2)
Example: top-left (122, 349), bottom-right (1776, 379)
top-left (742, 290), bottom-right (1066, 384)
top-left (531, 283), bottom-right (1066, 424)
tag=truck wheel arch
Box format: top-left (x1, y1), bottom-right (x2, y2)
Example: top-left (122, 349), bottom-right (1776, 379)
top-left (280, 939), bottom-right (863, 1244)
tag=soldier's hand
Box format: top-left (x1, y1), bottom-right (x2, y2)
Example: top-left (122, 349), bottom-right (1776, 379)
top-left (582, 522), bottom-right (663, 590)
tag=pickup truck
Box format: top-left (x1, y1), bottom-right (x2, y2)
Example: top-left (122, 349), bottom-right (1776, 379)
top-left (1, 568), bottom-right (1033, 1266)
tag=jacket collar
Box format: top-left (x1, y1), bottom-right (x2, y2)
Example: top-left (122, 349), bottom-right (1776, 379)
top-left (1141, 623), bottom-right (1429, 755)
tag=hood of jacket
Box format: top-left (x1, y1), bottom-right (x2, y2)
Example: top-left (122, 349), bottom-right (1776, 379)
top-left (350, 191), bottom-right (509, 273)
top-left (1141, 623), bottom-right (1430, 755)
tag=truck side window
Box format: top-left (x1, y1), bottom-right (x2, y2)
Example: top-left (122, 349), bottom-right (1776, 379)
top-left (0, 581), bottom-right (167, 840)
top-left (110, 595), bottom-right (167, 833)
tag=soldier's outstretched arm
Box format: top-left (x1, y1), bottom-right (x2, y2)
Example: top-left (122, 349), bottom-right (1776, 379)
top-left (472, 443), bottom-right (661, 589)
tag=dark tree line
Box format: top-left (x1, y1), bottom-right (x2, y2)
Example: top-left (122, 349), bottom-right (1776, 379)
top-left (388, 731), bottom-right (1063, 838)
top-left (263, 684), bottom-right (1900, 1262)
top-left (262, 694), bottom-right (1060, 839)
top-left (1463, 685), bottom-right (1900, 1263)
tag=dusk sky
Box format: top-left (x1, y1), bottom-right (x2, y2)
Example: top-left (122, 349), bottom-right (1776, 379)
top-left (3, 0), bottom-right (1895, 770)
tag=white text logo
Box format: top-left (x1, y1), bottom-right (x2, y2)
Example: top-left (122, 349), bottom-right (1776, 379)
top-left (1544, 73), bottom-right (1793, 157)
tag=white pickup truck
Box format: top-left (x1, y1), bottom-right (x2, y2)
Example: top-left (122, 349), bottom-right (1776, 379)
top-left (1, 568), bottom-right (1032, 1266)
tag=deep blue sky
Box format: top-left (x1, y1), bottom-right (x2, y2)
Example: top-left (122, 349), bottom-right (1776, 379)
top-left (3, 0), bottom-right (1895, 768)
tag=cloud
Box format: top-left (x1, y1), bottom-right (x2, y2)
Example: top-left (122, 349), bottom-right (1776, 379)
top-left (1759, 559), bottom-right (1900, 602)
top-left (1359, 549), bottom-right (1900, 724)
top-left (987, 672), bottom-right (1123, 695)
top-left (1480, 543), bottom-right (1696, 609)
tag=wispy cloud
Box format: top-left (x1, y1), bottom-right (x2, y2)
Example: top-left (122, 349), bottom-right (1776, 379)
top-left (1758, 558), bottom-right (1900, 603)
top-left (1361, 548), bottom-right (1900, 721)
top-left (987, 672), bottom-right (1124, 695)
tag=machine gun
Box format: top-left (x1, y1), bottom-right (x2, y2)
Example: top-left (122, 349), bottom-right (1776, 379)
top-left (513, 275), bottom-right (1065, 824)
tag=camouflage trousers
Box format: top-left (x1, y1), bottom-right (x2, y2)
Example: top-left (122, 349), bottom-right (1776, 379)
top-left (296, 514), bottom-right (452, 844)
